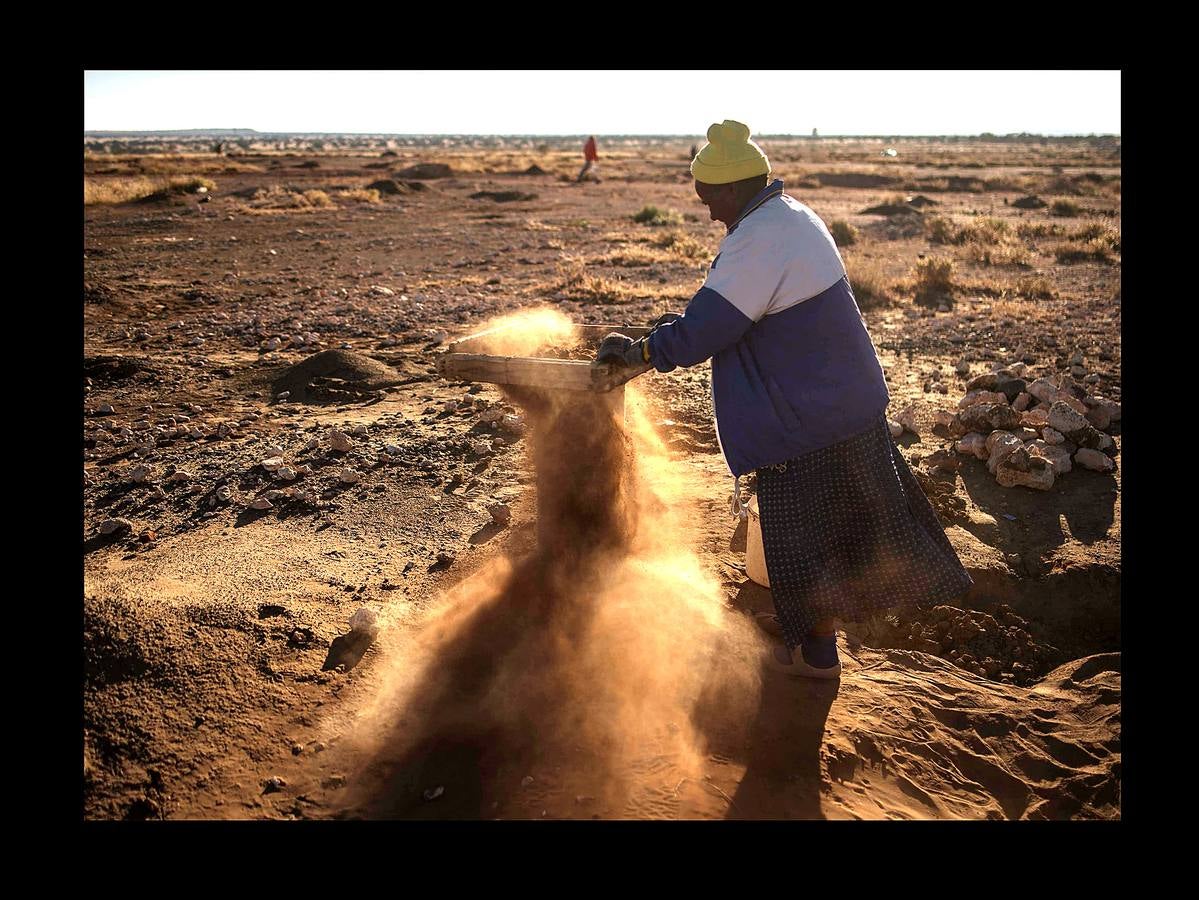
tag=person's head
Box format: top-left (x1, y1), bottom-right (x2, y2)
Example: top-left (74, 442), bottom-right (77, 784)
top-left (690, 120), bottom-right (771, 227)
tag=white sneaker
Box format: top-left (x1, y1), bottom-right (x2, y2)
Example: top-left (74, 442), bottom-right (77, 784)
top-left (767, 644), bottom-right (842, 679)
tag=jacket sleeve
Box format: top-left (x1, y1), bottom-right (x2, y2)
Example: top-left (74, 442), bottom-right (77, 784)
top-left (646, 286), bottom-right (754, 372)
top-left (646, 227), bottom-right (782, 372)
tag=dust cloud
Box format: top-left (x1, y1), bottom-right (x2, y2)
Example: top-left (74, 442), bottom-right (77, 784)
top-left (340, 308), bottom-right (765, 818)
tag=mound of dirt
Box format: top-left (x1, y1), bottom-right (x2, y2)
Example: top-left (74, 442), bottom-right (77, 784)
top-left (271, 349), bottom-right (404, 403)
top-left (1013, 195), bottom-right (1048, 209)
top-left (906, 194), bottom-right (939, 208)
top-left (523, 164), bottom-right (548, 175)
top-left (84, 280), bottom-right (118, 305)
top-left (470, 191), bottom-right (538, 203)
top-left (85, 355), bottom-right (158, 383)
top-left (813, 172), bottom-right (900, 189)
top-left (397, 163), bottom-right (453, 179)
top-left (366, 179), bottom-right (409, 195)
top-left (861, 201), bottom-right (924, 217)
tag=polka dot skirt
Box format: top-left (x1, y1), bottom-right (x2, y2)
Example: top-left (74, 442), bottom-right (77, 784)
top-left (756, 416), bottom-right (974, 651)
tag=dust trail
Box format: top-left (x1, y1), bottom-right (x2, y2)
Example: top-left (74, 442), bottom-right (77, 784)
top-left (340, 312), bottom-right (765, 818)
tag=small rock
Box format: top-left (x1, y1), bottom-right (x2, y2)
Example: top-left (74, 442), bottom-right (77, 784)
top-left (130, 465), bottom-right (153, 483)
top-left (1042, 427), bottom-right (1065, 445)
top-left (958, 389), bottom-right (1008, 410)
top-left (1084, 404), bottom-right (1112, 431)
top-left (444, 400), bottom-right (460, 414)
top-left (349, 606), bottom-right (380, 635)
top-left (986, 433), bottom-right (1024, 474)
top-left (1021, 408), bottom-right (1049, 428)
top-left (261, 456), bottom-right (284, 472)
top-left (216, 485), bottom-right (234, 502)
top-left (1075, 447), bottom-right (1116, 473)
top-left (250, 497), bottom-right (273, 510)
top-left (329, 431), bottom-right (353, 452)
top-left (275, 391), bottom-right (291, 400)
top-left (351, 424), bottom-right (368, 436)
top-left (1028, 440), bottom-right (1072, 475)
top-left (996, 456), bottom-right (1055, 490)
top-left (304, 438), bottom-right (320, 451)
top-left (961, 403), bottom-right (1021, 434)
top-left (955, 432), bottom-right (988, 460)
top-left (955, 360), bottom-right (970, 377)
top-left (1047, 401), bottom-right (1090, 438)
top-left (99, 517), bottom-right (133, 537)
top-left (896, 405), bottom-right (920, 436)
top-left (887, 419), bottom-right (903, 439)
top-left (263, 776), bottom-right (287, 794)
top-left (1012, 392), bottom-right (1032, 413)
top-left (521, 776), bottom-right (535, 788)
top-left (277, 466), bottom-right (298, 481)
top-left (487, 503), bottom-right (512, 525)
top-left (339, 467), bottom-right (362, 484)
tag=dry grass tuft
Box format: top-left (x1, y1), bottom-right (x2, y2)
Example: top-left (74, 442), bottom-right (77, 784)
top-left (1051, 198), bottom-right (1084, 217)
top-left (632, 205), bottom-right (684, 227)
top-left (1052, 220), bottom-right (1120, 263)
top-left (913, 256), bottom-right (955, 303)
top-left (84, 175), bottom-right (216, 205)
top-left (1054, 239), bottom-right (1115, 264)
top-left (650, 230), bottom-right (711, 260)
top-left (603, 247), bottom-right (660, 267)
top-left (1016, 221), bottom-right (1068, 239)
top-left (233, 185), bottom-right (335, 213)
top-left (829, 220), bottom-right (859, 246)
top-left (965, 242), bottom-right (1032, 267)
top-left (334, 188), bottom-right (382, 204)
top-left (845, 256), bottom-right (896, 309)
top-left (552, 262), bottom-right (633, 304)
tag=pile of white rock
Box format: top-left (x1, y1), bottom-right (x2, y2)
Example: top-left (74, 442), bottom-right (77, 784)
top-left (943, 362), bottom-right (1120, 491)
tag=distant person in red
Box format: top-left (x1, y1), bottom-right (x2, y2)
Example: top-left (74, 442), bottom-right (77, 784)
top-left (578, 135), bottom-right (599, 182)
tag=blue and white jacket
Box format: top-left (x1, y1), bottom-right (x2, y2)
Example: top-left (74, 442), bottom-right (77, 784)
top-left (646, 179), bottom-right (890, 478)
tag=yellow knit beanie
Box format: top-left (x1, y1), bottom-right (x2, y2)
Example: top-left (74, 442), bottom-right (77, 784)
top-left (690, 120), bottom-right (771, 184)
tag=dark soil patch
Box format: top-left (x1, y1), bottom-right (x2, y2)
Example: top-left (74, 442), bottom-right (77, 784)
top-left (366, 179), bottom-right (409, 195)
top-left (270, 349), bottom-right (404, 403)
top-left (85, 355), bottom-right (158, 383)
top-left (470, 191), bottom-right (538, 203)
top-left (398, 163), bottom-right (453, 179)
top-left (861, 202), bottom-right (924, 217)
top-left (1013, 195), bottom-right (1048, 209)
top-left (84, 280), bottom-right (119, 305)
top-left (813, 172), bottom-right (900, 189)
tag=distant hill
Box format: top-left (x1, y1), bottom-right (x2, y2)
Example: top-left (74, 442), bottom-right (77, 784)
top-left (84, 129), bottom-right (261, 138)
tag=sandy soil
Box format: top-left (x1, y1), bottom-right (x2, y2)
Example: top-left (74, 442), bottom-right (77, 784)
top-left (83, 136), bottom-right (1120, 819)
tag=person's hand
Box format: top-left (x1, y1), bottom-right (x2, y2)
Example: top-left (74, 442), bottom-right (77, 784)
top-left (596, 332), bottom-right (647, 368)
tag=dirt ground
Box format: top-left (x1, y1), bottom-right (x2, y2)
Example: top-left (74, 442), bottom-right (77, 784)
top-left (83, 135), bottom-right (1121, 820)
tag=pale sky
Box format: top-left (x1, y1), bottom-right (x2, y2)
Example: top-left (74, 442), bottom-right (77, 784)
top-left (84, 70), bottom-right (1121, 136)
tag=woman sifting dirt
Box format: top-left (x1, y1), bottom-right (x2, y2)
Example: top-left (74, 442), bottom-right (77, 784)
top-left (597, 120), bottom-right (974, 678)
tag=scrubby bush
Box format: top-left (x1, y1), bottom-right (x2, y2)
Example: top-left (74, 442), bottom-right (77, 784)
top-left (632, 205), bottom-right (683, 227)
top-left (1051, 199), bottom-right (1083, 217)
top-left (913, 257), bottom-right (954, 302)
top-left (829, 220), bottom-right (858, 246)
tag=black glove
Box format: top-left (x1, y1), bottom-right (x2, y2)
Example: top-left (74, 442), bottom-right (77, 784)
top-left (650, 313), bottom-right (681, 329)
top-left (596, 332), bottom-right (648, 368)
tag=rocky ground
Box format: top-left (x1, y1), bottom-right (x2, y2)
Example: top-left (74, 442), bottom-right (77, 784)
top-left (83, 136), bottom-right (1120, 819)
